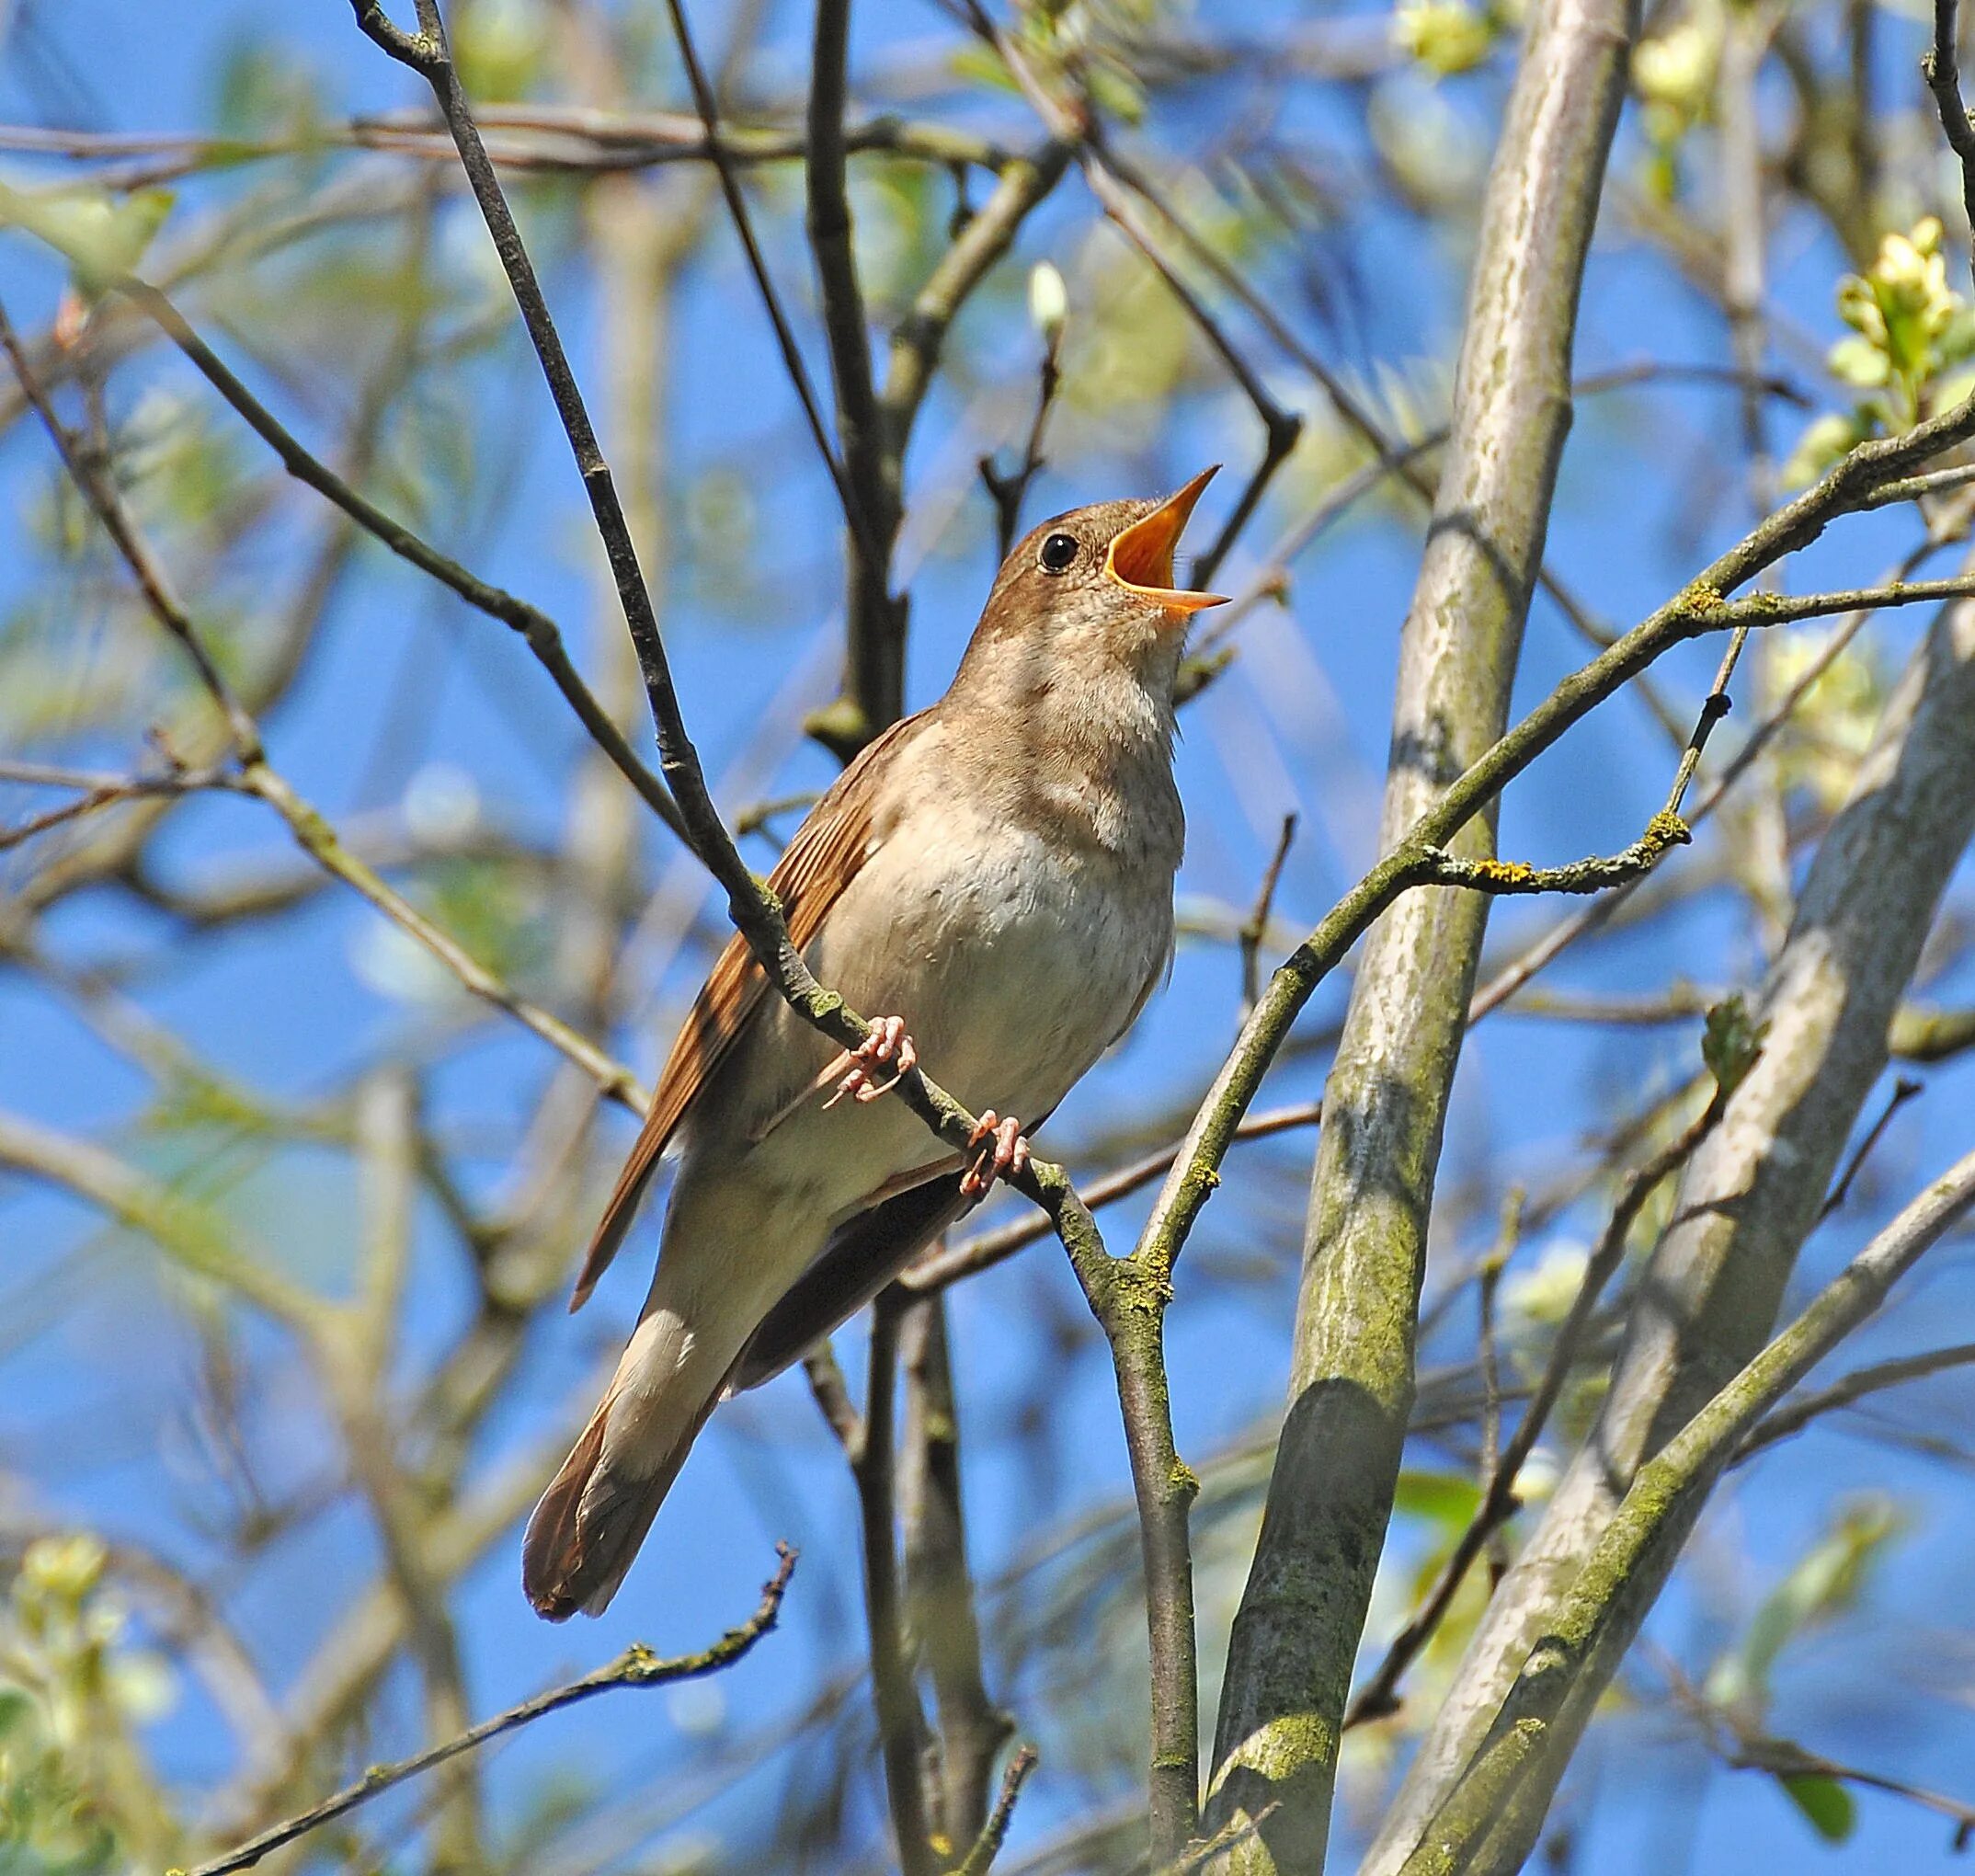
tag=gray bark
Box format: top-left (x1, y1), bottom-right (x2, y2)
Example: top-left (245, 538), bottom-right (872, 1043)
top-left (1202, 0), bottom-right (1638, 1864)
top-left (1364, 590), bottom-right (1975, 1874)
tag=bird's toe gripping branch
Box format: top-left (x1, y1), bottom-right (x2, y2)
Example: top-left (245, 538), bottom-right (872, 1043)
top-left (961, 1111), bottom-right (1032, 1197)
top-left (821, 1014), bottom-right (919, 1108)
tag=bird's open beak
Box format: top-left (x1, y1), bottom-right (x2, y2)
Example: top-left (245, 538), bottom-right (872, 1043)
top-left (1103, 467), bottom-right (1229, 613)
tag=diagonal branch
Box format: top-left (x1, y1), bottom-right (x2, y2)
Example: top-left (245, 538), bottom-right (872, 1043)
top-left (656, 0), bottom-right (883, 563)
top-left (107, 273), bottom-right (686, 841)
top-left (178, 1548), bottom-right (795, 1876)
top-left (1367, 573), bottom-right (1975, 1873)
top-left (0, 294), bottom-right (648, 1112)
top-left (1343, 1082), bottom-right (1729, 1730)
top-left (1394, 1150), bottom-right (1975, 1875)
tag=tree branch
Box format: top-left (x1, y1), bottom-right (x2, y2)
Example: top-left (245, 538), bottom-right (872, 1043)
top-left (107, 273), bottom-right (687, 841)
top-left (1924, 0), bottom-right (1975, 287)
top-left (900, 1296), bottom-right (1013, 1851)
top-left (1368, 582), bottom-right (1975, 1872)
top-left (177, 1547), bottom-right (795, 1876)
top-left (0, 292), bottom-right (649, 1111)
top-left (855, 1296), bottom-right (935, 1876)
top-left (1736, 1338), bottom-right (1975, 1458)
top-left (654, 0), bottom-right (882, 563)
top-left (1394, 1150), bottom-right (1975, 1875)
top-left (1343, 1082), bottom-right (1728, 1729)
top-left (953, 1744), bottom-right (1038, 1876)
top-left (1204, 0), bottom-right (1639, 1854)
top-left (805, 0), bottom-right (908, 738)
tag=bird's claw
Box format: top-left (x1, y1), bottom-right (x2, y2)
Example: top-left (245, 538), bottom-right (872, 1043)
top-left (821, 1015), bottom-right (919, 1110)
top-left (960, 1111), bottom-right (1030, 1197)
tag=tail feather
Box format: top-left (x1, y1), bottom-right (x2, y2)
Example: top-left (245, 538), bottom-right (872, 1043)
top-left (521, 1322), bottom-right (725, 1619)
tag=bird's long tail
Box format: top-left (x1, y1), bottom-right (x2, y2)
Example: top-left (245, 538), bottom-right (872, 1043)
top-left (521, 1310), bottom-right (726, 1619)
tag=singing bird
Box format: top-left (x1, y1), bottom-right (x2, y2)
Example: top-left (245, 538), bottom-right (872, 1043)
top-left (522, 471), bottom-right (1227, 1619)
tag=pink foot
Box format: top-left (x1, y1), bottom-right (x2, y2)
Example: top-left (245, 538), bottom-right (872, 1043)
top-left (821, 1015), bottom-right (919, 1109)
top-left (960, 1110), bottom-right (1031, 1197)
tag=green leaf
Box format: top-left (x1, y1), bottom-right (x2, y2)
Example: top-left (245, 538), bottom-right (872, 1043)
top-left (1779, 1772), bottom-right (1856, 1843)
top-left (1827, 335), bottom-right (1890, 389)
top-left (0, 177), bottom-right (175, 291)
top-left (1702, 994), bottom-right (1767, 1097)
top-left (0, 1684), bottom-right (37, 1738)
top-left (1393, 1470), bottom-right (1482, 1531)
top-left (1705, 1496), bottom-right (1901, 1717)
top-left (948, 42), bottom-right (1022, 96)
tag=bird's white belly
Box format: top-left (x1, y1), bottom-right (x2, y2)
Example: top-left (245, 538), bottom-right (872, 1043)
top-left (840, 813), bottom-right (1163, 1108)
top-left (721, 807), bottom-right (1171, 1229)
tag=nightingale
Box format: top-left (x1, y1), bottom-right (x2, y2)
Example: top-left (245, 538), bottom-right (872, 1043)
top-left (523, 470), bottom-right (1227, 1619)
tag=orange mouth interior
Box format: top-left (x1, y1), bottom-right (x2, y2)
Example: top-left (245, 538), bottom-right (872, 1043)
top-left (1103, 467), bottom-right (1229, 612)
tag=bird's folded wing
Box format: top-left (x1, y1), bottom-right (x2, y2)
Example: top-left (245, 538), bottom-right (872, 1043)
top-left (567, 712), bottom-right (925, 1311)
top-left (725, 1166), bottom-right (975, 1392)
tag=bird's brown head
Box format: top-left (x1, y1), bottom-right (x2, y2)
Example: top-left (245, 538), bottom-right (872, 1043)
top-left (956, 468), bottom-right (1228, 704)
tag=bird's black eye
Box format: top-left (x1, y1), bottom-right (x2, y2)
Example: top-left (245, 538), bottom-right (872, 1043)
top-left (1038, 532), bottom-right (1079, 574)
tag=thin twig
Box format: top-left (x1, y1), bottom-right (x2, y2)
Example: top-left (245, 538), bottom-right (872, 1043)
top-left (803, 1344), bottom-right (866, 1453)
top-left (980, 321), bottom-right (1064, 561)
top-left (951, 1744), bottom-right (1038, 1876)
top-left (856, 1296), bottom-right (935, 1876)
top-left (1238, 814), bottom-right (1297, 1019)
top-left (1467, 536), bottom-right (1944, 1024)
top-left (1924, 0), bottom-right (1975, 288)
top-left (0, 764), bottom-right (227, 853)
top-left (656, 0), bottom-right (882, 562)
top-left (806, 0), bottom-right (908, 733)
top-left (901, 1099), bottom-right (1324, 1294)
top-left (1820, 1075), bottom-right (1924, 1218)
top-left (1737, 1339), bottom-right (1975, 1458)
top-left (106, 273), bottom-right (687, 841)
top-left (901, 1298), bottom-right (1013, 1849)
top-left (1420, 807), bottom-right (1693, 898)
top-left (0, 292), bottom-right (648, 1113)
top-left (1392, 1150), bottom-right (1975, 1872)
top-left (1477, 1189), bottom-right (1524, 1586)
top-left (1655, 1649), bottom-right (1975, 1847)
top-left (1344, 1086), bottom-right (1730, 1729)
top-left (177, 1548), bottom-right (796, 1876)
top-left (0, 299), bottom-right (263, 761)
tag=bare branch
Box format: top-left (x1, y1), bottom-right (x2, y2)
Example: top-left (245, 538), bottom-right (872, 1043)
top-left (805, 0), bottom-right (907, 735)
top-left (855, 1297), bottom-right (936, 1876)
top-left (1344, 1084), bottom-right (1728, 1730)
top-left (1819, 1074), bottom-right (1924, 1218)
top-left (0, 290), bottom-right (649, 1111)
top-left (177, 1548), bottom-right (796, 1876)
top-left (108, 273), bottom-right (687, 841)
top-left (1370, 584), bottom-right (1975, 1871)
top-left (1239, 815), bottom-right (1297, 1019)
top-left (900, 1298), bottom-right (1013, 1849)
top-left (653, 0), bottom-right (880, 562)
top-left (1394, 1150), bottom-right (1975, 1874)
top-left (1924, 0), bottom-right (1975, 286)
top-left (1737, 1338), bottom-right (1975, 1458)
top-left (953, 1744), bottom-right (1039, 1876)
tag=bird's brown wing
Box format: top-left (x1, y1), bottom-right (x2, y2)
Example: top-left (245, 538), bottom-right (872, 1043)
top-left (726, 1172), bottom-right (979, 1391)
top-left (726, 1092), bottom-right (1067, 1390)
top-left (567, 713), bottom-right (926, 1311)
